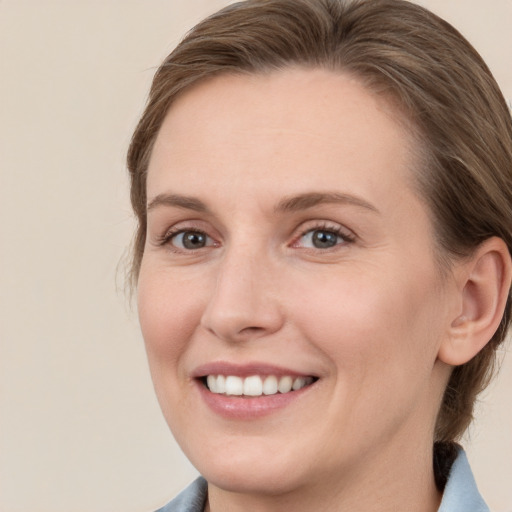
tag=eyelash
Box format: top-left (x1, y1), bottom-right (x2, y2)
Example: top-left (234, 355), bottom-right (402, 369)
top-left (155, 222), bottom-right (356, 252)
top-left (294, 222), bottom-right (356, 249)
top-left (155, 228), bottom-right (215, 250)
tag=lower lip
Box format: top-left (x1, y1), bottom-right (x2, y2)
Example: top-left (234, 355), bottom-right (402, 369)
top-left (196, 380), bottom-right (314, 420)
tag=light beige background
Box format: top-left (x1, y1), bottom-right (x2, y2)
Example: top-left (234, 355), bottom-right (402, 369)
top-left (1, 1), bottom-right (511, 511)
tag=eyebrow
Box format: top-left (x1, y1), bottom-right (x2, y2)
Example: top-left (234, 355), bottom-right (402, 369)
top-left (146, 191), bottom-right (379, 215)
top-left (147, 193), bottom-right (210, 213)
top-left (275, 192), bottom-right (379, 214)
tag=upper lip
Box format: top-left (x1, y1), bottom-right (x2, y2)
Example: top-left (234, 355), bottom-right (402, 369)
top-left (191, 361), bottom-right (317, 379)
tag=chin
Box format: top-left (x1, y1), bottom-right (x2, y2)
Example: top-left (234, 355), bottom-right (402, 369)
top-left (187, 442), bottom-right (310, 495)
top-left (204, 463), bottom-right (303, 496)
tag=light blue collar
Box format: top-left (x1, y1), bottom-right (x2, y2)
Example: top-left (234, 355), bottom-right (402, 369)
top-left (438, 449), bottom-right (489, 512)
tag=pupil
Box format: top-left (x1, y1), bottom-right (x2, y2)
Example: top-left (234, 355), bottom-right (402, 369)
top-left (313, 230), bottom-right (337, 248)
top-left (183, 231), bottom-right (206, 249)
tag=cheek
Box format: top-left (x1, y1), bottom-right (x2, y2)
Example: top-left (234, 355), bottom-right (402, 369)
top-left (137, 266), bottom-right (205, 379)
top-left (290, 266), bottom-right (443, 385)
top-left (137, 264), bottom-right (213, 435)
top-left (292, 268), bottom-right (446, 450)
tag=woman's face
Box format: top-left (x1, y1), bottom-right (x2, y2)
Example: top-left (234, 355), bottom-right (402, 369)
top-left (138, 69), bottom-right (457, 495)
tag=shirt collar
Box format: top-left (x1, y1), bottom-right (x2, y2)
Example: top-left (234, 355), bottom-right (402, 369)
top-left (438, 449), bottom-right (489, 512)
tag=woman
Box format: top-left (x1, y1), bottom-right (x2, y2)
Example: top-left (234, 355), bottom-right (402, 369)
top-left (127, 0), bottom-right (512, 510)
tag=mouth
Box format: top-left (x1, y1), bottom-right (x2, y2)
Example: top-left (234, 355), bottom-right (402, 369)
top-left (201, 374), bottom-right (317, 397)
top-left (193, 363), bottom-right (319, 418)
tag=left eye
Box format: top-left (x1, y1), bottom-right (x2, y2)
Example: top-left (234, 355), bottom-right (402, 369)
top-left (171, 230), bottom-right (213, 250)
top-left (298, 229), bottom-right (346, 249)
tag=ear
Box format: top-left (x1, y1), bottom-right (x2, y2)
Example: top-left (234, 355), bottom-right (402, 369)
top-left (438, 237), bottom-right (512, 366)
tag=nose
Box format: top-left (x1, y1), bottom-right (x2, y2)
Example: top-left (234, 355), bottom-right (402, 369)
top-left (200, 246), bottom-right (284, 343)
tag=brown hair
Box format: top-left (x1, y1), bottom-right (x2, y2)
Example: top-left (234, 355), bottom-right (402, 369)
top-left (127, 0), bottom-right (512, 447)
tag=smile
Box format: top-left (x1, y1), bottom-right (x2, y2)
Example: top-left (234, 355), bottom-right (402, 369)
top-left (205, 374), bottom-right (315, 397)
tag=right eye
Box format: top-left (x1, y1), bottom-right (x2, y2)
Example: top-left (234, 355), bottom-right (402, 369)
top-left (170, 230), bottom-right (214, 250)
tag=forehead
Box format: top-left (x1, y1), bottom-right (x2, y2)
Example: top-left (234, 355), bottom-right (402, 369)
top-left (147, 68), bottom-right (419, 207)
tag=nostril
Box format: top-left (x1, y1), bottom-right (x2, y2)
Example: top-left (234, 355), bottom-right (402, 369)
top-left (241, 326), bottom-right (265, 333)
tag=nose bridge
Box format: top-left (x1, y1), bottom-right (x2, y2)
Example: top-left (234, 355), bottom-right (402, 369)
top-left (200, 240), bottom-right (282, 341)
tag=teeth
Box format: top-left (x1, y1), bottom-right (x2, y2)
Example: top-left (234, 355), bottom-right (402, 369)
top-left (225, 376), bottom-right (243, 395)
top-left (263, 375), bottom-right (278, 395)
top-left (205, 375), bottom-right (314, 396)
top-left (206, 375), bottom-right (217, 393)
top-left (244, 375), bottom-right (263, 396)
top-left (278, 375), bottom-right (293, 393)
top-left (217, 375), bottom-right (226, 393)
top-left (292, 377), bottom-right (306, 391)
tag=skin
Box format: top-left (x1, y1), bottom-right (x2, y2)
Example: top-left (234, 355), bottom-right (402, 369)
top-left (137, 68), bottom-right (508, 512)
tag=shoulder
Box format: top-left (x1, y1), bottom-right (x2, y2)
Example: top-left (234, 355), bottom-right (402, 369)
top-left (154, 477), bottom-right (208, 512)
top-left (438, 449), bottom-right (489, 512)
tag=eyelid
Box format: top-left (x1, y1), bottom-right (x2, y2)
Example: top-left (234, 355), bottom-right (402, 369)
top-left (171, 229), bottom-right (216, 253)
top-left (150, 218), bottom-right (356, 253)
top-left (151, 219), bottom-right (221, 251)
top-left (159, 228), bottom-right (215, 246)
top-left (290, 220), bottom-right (356, 248)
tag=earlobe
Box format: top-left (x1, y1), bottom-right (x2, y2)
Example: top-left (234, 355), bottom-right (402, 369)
top-left (438, 237), bottom-right (512, 367)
